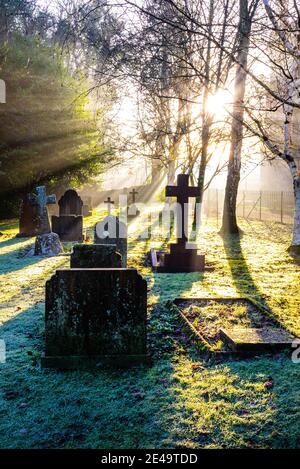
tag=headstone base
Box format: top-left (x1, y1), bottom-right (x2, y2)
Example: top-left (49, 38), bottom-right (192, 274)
top-left (156, 243), bottom-right (205, 272)
top-left (41, 354), bottom-right (150, 369)
top-left (127, 205), bottom-right (140, 219)
top-left (52, 215), bottom-right (83, 242)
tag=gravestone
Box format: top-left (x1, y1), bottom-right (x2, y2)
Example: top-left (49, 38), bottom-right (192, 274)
top-left (58, 189), bottom-right (83, 215)
top-left (41, 268), bottom-right (148, 369)
top-left (34, 232), bottom-right (63, 256)
top-left (156, 174), bottom-right (205, 272)
top-left (51, 189), bottom-right (83, 242)
top-left (18, 194), bottom-right (38, 237)
top-left (82, 196), bottom-right (93, 217)
top-left (94, 215), bottom-right (127, 267)
top-left (127, 188), bottom-right (140, 219)
top-left (18, 186), bottom-right (56, 237)
top-left (71, 244), bottom-right (121, 268)
top-left (104, 197), bottom-right (115, 215)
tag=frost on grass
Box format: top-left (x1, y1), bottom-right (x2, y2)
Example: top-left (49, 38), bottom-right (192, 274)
top-left (0, 217), bottom-right (300, 448)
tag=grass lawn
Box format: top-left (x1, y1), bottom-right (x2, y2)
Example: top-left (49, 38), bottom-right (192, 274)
top-left (0, 213), bottom-right (300, 449)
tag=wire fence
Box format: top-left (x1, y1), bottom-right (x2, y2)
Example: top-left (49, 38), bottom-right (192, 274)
top-left (204, 189), bottom-right (295, 225)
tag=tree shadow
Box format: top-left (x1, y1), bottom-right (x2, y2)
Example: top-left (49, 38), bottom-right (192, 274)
top-left (287, 248), bottom-right (300, 267)
top-left (222, 233), bottom-right (286, 329)
top-left (0, 237), bottom-right (45, 275)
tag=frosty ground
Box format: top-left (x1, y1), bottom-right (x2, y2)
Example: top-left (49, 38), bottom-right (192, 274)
top-left (0, 213), bottom-right (300, 449)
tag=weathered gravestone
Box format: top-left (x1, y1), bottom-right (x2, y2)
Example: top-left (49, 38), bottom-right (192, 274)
top-left (18, 186), bottom-right (56, 237)
top-left (59, 189), bottom-right (83, 215)
top-left (34, 232), bottom-right (63, 256)
top-left (94, 215), bottom-right (127, 267)
top-left (155, 174), bottom-right (205, 272)
top-left (71, 244), bottom-right (121, 268)
top-left (51, 189), bottom-right (83, 242)
top-left (41, 268), bottom-right (148, 369)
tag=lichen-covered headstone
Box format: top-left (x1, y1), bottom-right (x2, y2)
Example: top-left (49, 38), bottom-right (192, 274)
top-left (94, 215), bottom-right (127, 267)
top-left (42, 268), bottom-right (148, 369)
top-left (70, 244), bottom-right (121, 268)
top-left (36, 186), bottom-right (56, 234)
top-left (34, 232), bottom-right (63, 256)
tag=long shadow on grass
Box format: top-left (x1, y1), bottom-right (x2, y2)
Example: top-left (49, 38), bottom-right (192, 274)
top-left (0, 237), bottom-right (43, 275)
top-left (223, 233), bottom-right (286, 329)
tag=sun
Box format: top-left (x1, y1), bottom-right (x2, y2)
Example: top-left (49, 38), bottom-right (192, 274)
top-left (206, 89), bottom-right (232, 118)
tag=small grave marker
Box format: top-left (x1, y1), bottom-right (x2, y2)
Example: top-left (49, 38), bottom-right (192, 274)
top-left (94, 215), bottom-right (127, 267)
top-left (104, 197), bottom-right (114, 215)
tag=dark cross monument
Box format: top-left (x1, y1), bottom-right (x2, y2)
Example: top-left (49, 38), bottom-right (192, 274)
top-left (51, 189), bottom-right (83, 242)
top-left (18, 186), bottom-right (56, 237)
top-left (157, 174), bottom-right (205, 272)
top-left (104, 197), bottom-right (114, 215)
top-left (127, 188), bottom-right (140, 219)
top-left (130, 188), bottom-right (138, 204)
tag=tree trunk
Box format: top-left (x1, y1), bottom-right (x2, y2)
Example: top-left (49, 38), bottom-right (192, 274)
top-left (192, 114), bottom-right (212, 226)
top-left (167, 157), bottom-right (176, 185)
top-left (221, 0), bottom-right (252, 234)
top-left (290, 176), bottom-right (300, 253)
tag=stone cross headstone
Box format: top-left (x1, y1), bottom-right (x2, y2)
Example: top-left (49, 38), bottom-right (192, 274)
top-left (104, 197), bottom-right (114, 215)
top-left (130, 188), bottom-right (138, 204)
top-left (127, 188), bottom-right (140, 219)
top-left (157, 174), bottom-right (205, 272)
top-left (94, 215), bottom-right (127, 267)
top-left (59, 189), bottom-right (83, 216)
top-left (36, 186), bottom-right (56, 234)
top-left (42, 268), bottom-right (148, 369)
top-left (18, 186), bottom-right (56, 237)
top-left (51, 189), bottom-right (83, 242)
